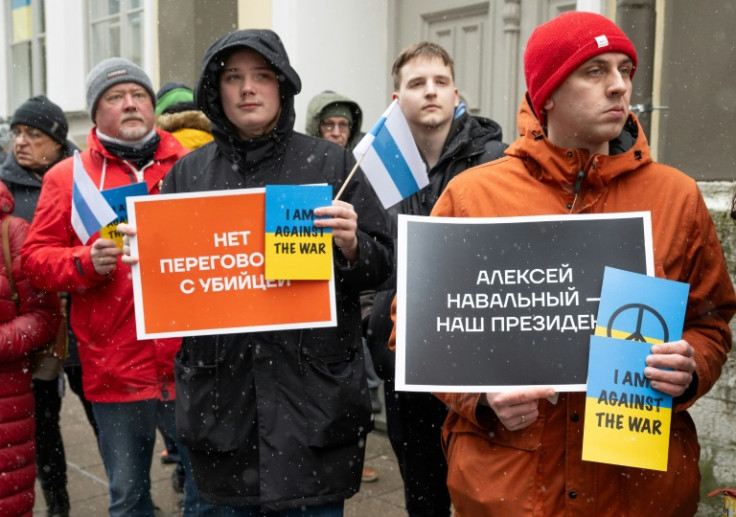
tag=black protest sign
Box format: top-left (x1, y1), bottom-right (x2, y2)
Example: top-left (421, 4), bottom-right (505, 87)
top-left (395, 213), bottom-right (653, 392)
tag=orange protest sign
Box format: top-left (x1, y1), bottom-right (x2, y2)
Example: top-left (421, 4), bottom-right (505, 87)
top-left (128, 188), bottom-right (336, 339)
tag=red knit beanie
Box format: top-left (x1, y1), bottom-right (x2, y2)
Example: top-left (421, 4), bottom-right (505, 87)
top-left (524, 11), bottom-right (638, 122)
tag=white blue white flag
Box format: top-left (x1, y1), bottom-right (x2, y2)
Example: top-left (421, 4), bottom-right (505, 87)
top-left (352, 99), bottom-right (428, 209)
top-left (71, 150), bottom-right (117, 244)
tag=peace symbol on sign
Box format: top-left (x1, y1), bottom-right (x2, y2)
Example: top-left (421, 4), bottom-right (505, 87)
top-left (606, 303), bottom-right (669, 343)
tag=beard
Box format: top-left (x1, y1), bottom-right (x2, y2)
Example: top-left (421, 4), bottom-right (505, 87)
top-left (118, 124), bottom-right (150, 141)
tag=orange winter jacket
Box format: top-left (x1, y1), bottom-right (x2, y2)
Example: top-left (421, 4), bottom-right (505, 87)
top-left (392, 97), bottom-right (736, 516)
top-left (22, 128), bottom-right (188, 403)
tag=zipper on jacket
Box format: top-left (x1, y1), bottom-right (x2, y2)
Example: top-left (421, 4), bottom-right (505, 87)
top-left (122, 159), bottom-right (155, 183)
top-left (214, 335), bottom-right (221, 417)
top-left (568, 169), bottom-right (585, 214)
top-left (74, 257), bottom-right (85, 276)
top-left (297, 330), bottom-right (307, 375)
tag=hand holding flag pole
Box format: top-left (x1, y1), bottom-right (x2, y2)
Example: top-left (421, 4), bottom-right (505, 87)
top-left (334, 99), bottom-right (428, 208)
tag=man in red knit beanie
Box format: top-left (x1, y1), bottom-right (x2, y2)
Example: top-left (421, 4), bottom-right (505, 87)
top-left (389, 10), bottom-right (735, 516)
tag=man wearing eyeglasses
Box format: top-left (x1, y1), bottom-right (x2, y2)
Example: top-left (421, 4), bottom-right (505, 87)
top-left (2, 96), bottom-right (78, 221)
top-left (20, 60), bottom-right (199, 517)
top-left (306, 91), bottom-right (364, 150)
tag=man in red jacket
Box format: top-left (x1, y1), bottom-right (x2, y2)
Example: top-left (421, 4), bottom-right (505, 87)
top-left (21, 58), bottom-right (193, 517)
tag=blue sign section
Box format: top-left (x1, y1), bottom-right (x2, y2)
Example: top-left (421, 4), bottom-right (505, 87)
top-left (265, 184), bottom-right (332, 234)
top-left (102, 182), bottom-right (149, 221)
top-left (596, 267), bottom-right (689, 343)
top-left (587, 335), bottom-right (672, 410)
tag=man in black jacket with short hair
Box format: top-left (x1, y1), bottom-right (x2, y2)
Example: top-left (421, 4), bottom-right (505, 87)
top-left (367, 41), bottom-right (507, 517)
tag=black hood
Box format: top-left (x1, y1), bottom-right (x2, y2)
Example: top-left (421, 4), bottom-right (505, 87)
top-left (195, 29), bottom-right (301, 141)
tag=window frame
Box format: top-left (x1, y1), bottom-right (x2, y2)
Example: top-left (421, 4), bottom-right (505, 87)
top-left (7, 0), bottom-right (46, 109)
top-left (87, 0), bottom-right (144, 68)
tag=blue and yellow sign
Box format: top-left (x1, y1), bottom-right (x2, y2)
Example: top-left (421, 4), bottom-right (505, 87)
top-left (583, 335), bottom-right (673, 471)
top-left (582, 267), bottom-right (688, 471)
top-left (594, 266), bottom-right (688, 343)
top-left (100, 182), bottom-right (148, 247)
top-left (264, 184), bottom-right (332, 280)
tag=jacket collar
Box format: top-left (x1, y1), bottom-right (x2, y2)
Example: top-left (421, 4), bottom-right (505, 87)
top-left (86, 127), bottom-right (184, 164)
top-left (435, 112), bottom-right (503, 172)
top-left (507, 95), bottom-right (652, 195)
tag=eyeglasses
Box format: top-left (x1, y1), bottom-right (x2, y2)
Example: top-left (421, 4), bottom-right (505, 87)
top-left (320, 120), bottom-right (351, 132)
top-left (11, 127), bottom-right (44, 141)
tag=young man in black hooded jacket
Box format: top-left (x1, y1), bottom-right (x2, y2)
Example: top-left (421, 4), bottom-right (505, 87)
top-left (122, 29), bottom-right (392, 515)
top-left (366, 42), bottom-right (507, 517)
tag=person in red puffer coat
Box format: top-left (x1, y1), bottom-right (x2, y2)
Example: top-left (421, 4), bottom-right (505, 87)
top-left (0, 181), bottom-right (61, 517)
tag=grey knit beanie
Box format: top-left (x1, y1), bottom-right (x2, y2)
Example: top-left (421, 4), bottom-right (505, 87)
top-left (11, 95), bottom-right (68, 144)
top-left (85, 57), bottom-right (155, 122)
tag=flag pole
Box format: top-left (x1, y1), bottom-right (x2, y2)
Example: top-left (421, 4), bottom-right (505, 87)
top-left (334, 153), bottom-right (365, 202)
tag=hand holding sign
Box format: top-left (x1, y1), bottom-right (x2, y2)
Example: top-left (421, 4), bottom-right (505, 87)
top-left (645, 340), bottom-right (696, 397)
top-left (313, 200), bottom-right (358, 265)
top-left (582, 267), bottom-right (689, 471)
top-left (117, 222), bottom-right (137, 265)
top-left (90, 237), bottom-right (122, 276)
top-left (483, 387), bottom-right (556, 431)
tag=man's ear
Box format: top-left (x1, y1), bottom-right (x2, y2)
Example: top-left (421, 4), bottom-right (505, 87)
top-left (454, 88), bottom-right (459, 108)
top-left (544, 97), bottom-right (554, 112)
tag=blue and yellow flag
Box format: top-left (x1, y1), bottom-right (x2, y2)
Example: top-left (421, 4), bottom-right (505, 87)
top-left (12, 0), bottom-right (32, 43)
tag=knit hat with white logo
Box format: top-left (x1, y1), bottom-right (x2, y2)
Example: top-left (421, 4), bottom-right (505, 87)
top-left (86, 57), bottom-right (155, 122)
top-left (524, 11), bottom-right (638, 122)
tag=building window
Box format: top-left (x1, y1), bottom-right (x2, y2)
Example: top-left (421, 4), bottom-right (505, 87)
top-left (9, 0), bottom-right (46, 109)
top-left (88, 0), bottom-right (143, 67)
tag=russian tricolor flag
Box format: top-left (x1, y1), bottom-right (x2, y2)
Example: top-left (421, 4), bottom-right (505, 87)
top-left (71, 151), bottom-right (117, 244)
top-left (353, 99), bottom-right (428, 209)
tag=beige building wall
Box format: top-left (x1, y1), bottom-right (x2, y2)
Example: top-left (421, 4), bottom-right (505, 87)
top-left (657, 2), bottom-right (736, 181)
top-left (157, 0), bottom-right (239, 91)
top-left (239, 0), bottom-right (272, 29)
